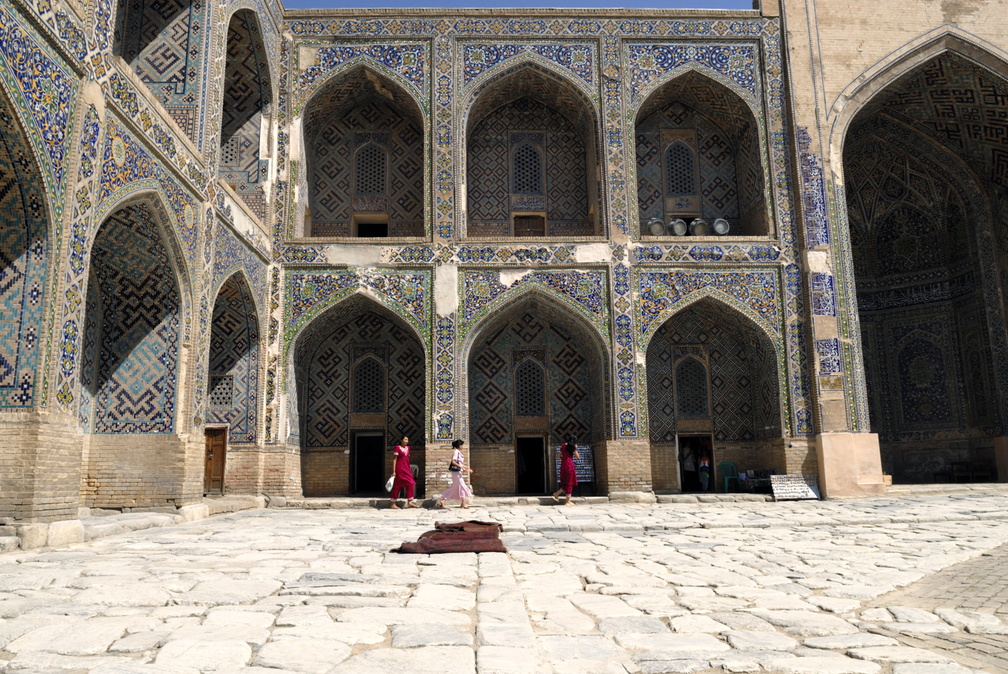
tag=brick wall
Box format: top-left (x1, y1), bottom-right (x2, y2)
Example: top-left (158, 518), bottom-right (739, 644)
top-left (0, 414), bottom-right (83, 522)
top-left (603, 439), bottom-right (651, 492)
top-left (469, 445), bottom-right (515, 495)
top-left (81, 433), bottom-right (198, 508)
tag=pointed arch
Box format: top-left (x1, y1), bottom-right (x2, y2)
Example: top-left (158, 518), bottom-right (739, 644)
top-left (632, 67), bottom-right (768, 237)
top-left (301, 64), bottom-right (425, 238)
top-left (0, 80), bottom-right (54, 410)
top-left (462, 285), bottom-right (613, 444)
top-left (291, 291), bottom-right (427, 496)
top-left (645, 295), bottom-right (783, 491)
top-left (220, 8), bottom-right (273, 221)
top-left (90, 187), bottom-right (195, 317)
top-left (207, 271), bottom-right (260, 443)
top-left (80, 198), bottom-right (184, 434)
top-left (462, 59), bottom-right (602, 238)
top-left (829, 29), bottom-right (1008, 166)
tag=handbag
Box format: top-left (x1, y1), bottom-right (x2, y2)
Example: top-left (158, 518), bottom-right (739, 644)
top-left (385, 475), bottom-right (395, 492)
top-left (448, 460), bottom-right (461, 472)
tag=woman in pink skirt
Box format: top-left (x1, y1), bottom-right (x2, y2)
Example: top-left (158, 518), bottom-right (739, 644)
top-left (390, 435), bottom-right (418, 509)
top-left (552, 433), bottom-right (580, 506)
top-left (438, 439), bottom-right (473, 508)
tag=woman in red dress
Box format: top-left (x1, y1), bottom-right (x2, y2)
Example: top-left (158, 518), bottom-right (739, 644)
top-left (390, 435), bottom-right (418, 509)
top-left (551, 433), bottom-right (580, 506)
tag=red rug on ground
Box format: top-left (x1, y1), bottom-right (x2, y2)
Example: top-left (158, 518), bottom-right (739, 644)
top-left (394, 520), bottom-right (507, 554)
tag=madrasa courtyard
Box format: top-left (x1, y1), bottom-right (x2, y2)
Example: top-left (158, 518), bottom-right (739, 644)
top-left (3, 492), bottom-right (1008, 673)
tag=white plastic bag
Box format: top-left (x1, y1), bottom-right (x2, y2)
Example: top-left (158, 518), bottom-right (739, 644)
top-left (385, 475), bottom-right (395, 492)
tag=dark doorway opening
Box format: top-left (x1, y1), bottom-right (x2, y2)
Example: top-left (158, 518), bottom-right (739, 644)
top-left (352, 432), bottom-right (385, 494)
top-left (516, 435), bottom-right (547, 494)
top-left (204, 428), bottom-right (227, 495)
top-left (678, 434), bottom-right (713, 493)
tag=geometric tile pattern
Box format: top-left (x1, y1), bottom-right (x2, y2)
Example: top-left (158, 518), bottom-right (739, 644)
top-left (635, 72), bottom-right (764, 235)
top-left (646, 299), bottom-right (780, 443)
top-left (845, 120), bottom-right (1004, 445)
top-left (469, 309), bottom-right (595, 446)
top-left (0, 89), bottom-right (48, 408)
top-left (468, 96), bottom-right (590, 236)
top-left (301, 306), bottom-right (424, 449)
top-left (112, 0), bottom-right (205, 144)
top-left (206, 274), bottom-right (259, 443)
top-left (81, 203), bottom-right (180, 434)
top-left (636, 103), bottom-right (741, 228)
top-left (305, 69), bottom-right (423, 237)
top-left (220, 10), bottom-right (271, 220)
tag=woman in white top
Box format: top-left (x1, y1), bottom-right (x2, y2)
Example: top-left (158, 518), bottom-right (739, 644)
top-left (438, 439), bottom-right (473, 508)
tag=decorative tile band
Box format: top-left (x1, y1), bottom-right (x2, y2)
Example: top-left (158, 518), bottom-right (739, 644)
top-left (626, 43), bottom-right (759, 102)
top-left (461, 42), bottom-right (594, 87)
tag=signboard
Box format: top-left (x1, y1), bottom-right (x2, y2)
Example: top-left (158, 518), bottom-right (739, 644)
top-left (555, 444), bottom-right (594, 483)
top-left (770, 473), bottom-right (821, 501)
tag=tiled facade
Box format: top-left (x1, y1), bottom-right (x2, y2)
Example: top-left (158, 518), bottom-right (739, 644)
top-left (2, 0), bottom-right (1008, 522)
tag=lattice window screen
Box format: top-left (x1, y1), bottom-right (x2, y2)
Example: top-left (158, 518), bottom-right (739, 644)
top-left (515, 359), bottom-right (546, 416)
top-left (512, 143), bottom-right (543, 195)
top-left (675, 357), bottom-right (709, 418)
top-left (665, 141), bottom-right (696, 196)
top-left (208, 374), bottom-right (235, 409)
top-left (355, 143), bottom-right (387, 195)
top-left (352, 357), bottom-right (385, 413)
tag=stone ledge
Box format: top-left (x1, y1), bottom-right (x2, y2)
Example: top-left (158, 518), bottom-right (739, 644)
top-left (6, 496), bottom-right (264, 553)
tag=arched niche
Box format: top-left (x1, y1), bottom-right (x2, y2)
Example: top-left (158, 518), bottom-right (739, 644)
top-left (0, 85), bottom-right (51, 410)
top-left (220, 9), bottom-right (273, 222)
top-left (634, 70), bottom-right (767, 237)
top-left (842, 49), bottom-right (1008, 483)
top-left (291, 294), bottom-right (426, 496)
top-left (207, 272), bottom-right (260, 445)
top-left (464, 62), bottom-right (601, 239)
top-left (300, 66), bottom-right (425, 239)
top-left (78, 197), bottom-right (189, 508)
top-left (79, 199), bottom-right (184, 435)
top-left (464, 292), bottom-right (611, 495)
top-left (645, 297), bottom-right (782, 493)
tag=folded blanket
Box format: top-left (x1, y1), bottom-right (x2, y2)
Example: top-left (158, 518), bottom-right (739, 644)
top-left (395, 520), bottom-right (507, 554)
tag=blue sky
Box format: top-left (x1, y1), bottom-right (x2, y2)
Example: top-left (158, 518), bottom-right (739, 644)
top-left (283, 0), bottom-right (753, 9)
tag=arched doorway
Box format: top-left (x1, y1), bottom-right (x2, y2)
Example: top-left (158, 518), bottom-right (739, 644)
top-left (205, 273), bottom-right (260, 493)
top-left (292, 296), bottom-right (425, 496)
top-left (220, 9), bottom-right (272, 221)
top-left (466, 295), bottom-right (609, 495)
top-left (301, 66), bottom-right (424, 238)
top-left (465, 63), bottom-right (600, 238)
top-left (634, 71), bottom-right (768, 237)
top-left (843, 51), bottom-right (1008, 483)
top-left (646, 298), bottom-right (781, 492)
top-left (79, 199), bottom-right (185, 506)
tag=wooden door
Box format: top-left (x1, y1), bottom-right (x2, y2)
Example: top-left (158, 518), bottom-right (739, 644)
top-left (204, 429), bottom-right (227, 494)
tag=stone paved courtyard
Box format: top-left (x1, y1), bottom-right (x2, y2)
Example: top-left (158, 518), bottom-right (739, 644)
top-left (3, 494), bottom-right (1008, 673)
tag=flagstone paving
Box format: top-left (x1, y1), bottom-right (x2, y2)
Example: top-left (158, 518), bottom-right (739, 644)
top-left (2, 494), bottom-right (1008, 673)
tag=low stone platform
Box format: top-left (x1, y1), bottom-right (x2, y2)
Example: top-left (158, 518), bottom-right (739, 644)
top-left (0, 495), bottom-right (263, 553)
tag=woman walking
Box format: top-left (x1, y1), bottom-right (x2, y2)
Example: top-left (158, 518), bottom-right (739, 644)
top-left (390, 435), bottom-right (418, 509)
top-left (438, 439), bottom-right (473, 508)
top-left (552, 433), bottom-right (580, 506)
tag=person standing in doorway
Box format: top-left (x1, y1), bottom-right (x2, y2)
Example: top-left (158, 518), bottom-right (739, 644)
top-left (390, 435), bottom-right (418, 509)
top-left (552, 433), bottom-right (580, 506)
top-left (438, 439), bottom-right (473, 508)
top-left (698, 452), bottom-right (711, 492)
